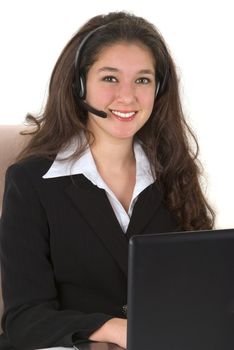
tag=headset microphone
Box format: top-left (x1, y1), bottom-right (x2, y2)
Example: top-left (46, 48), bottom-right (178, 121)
top-left (79, 99), bottom-right (107, 118)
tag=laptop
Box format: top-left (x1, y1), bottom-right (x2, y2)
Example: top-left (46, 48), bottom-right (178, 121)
top-left (127, 228), bottom-right (234, 350)
top-left (75, 228), bottom-right (234, 350)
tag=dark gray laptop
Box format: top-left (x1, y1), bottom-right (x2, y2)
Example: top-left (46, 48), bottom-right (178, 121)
top-left (127, 228), bottom-right (234, 350)
top-left (75, 228), bottom-right (234, 350)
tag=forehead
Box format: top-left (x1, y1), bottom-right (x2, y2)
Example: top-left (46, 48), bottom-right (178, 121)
top-left (92, 41), bottom-right (156, 72)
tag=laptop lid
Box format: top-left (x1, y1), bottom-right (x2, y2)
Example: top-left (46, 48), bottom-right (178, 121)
top-left (127, 229), bottom-right (234, 350)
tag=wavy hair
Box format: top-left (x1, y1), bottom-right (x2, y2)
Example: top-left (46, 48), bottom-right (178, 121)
top-left (18, 11), bottom-right (215, 230)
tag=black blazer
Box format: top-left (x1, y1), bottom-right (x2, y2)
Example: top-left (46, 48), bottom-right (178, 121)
top-left (0, 157), bottom-right (178, 350)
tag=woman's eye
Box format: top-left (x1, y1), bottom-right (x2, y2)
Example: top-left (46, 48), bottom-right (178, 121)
top-left (102, 76), bottom-right (117, 83)
top-left (136, 77), bottom-right (151, 84)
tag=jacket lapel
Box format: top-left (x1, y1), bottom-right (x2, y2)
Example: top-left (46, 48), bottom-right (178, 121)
top-left (65, 176), bottom-right (164, 275)
top-left (126, 182), bottom-right (163, 239)
top-left (65, 175), bottom-right (129, 276)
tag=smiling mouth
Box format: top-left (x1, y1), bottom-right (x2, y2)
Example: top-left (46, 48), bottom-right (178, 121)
top-left (110, 109), bottom-right (137, 120)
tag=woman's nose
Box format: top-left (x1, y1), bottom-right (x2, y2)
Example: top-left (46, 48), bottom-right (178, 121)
top-left (115, 83), bottom-right (136, 104)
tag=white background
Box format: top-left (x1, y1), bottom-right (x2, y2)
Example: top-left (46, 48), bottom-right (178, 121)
top-left (0, 0), bottom-right (233, 228)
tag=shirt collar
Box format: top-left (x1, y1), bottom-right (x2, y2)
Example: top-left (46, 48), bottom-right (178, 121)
top-left (43, 138), bottom-right (155, 195)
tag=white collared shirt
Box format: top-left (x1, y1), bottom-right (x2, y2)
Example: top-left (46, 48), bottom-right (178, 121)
top-left (43, 139), bottom-right (155, 233)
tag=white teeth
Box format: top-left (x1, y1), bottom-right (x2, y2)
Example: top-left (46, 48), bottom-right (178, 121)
top-left (111, 110), bottom-right (136, 118)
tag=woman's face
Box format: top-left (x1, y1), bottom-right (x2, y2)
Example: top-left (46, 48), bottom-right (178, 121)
top-left (86, 41), bottom-right (156, 143)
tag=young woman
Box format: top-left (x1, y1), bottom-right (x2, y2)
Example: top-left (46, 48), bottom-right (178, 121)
top-left (0, 11), bottom-right (215, 350)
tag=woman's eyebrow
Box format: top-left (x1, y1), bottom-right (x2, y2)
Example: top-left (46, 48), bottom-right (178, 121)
top-left (138, 69), bottom-right (155, 76)
top-left (98, 67), bottom-right (119, 73)
top-left (97, 67), bottom-right (155, 75)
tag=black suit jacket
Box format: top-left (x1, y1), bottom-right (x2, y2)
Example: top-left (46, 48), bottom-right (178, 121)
top-left (0, 157), bottom-right (178, 350)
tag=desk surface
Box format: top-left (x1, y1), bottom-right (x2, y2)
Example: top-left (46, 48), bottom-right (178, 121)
top-left (75, 343), bottom-right (123, 350)
top-left (38, 342), bottom-right (124, 350)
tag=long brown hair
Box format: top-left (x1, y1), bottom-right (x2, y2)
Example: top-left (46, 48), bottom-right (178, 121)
top-left (18, 11), bottom-right (215, 230)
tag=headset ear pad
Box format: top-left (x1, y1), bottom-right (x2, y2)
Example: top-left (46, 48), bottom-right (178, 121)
top-left (79, 72), bottom-right (86, 99)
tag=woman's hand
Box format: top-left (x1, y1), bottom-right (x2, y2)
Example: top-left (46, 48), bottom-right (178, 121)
top-left (89, 317), bottom-right (127, 349)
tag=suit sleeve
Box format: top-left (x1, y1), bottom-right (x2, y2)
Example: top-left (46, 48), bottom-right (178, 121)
top-left (0, 163), bottom-right (113, 350)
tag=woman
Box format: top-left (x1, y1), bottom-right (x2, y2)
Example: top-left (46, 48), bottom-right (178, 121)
top-left (0, 11), bottom-right (214, 350)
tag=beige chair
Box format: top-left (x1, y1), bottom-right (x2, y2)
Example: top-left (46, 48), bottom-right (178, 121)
top-left (0, 124), bottom-right (31, 329)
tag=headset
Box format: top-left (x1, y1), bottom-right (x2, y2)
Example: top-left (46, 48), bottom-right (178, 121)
top-left (73, 24), bottom-right (169, 118)
top-left (74, 26), bottom-right (108, 100)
